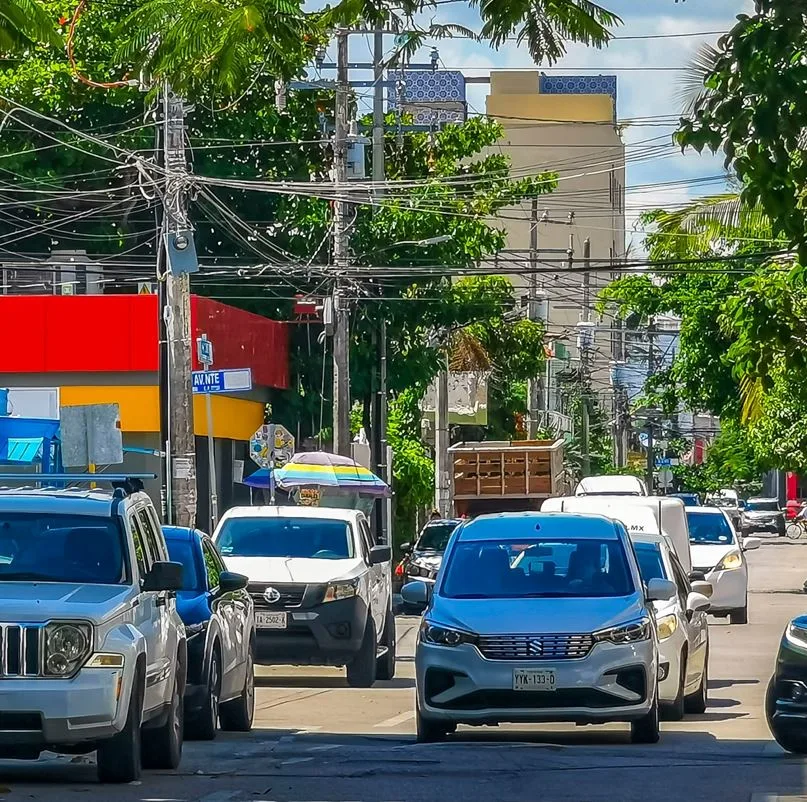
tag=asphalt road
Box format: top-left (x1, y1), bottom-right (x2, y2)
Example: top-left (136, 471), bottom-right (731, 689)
top-left (3, 540), bottom-right (807, 801)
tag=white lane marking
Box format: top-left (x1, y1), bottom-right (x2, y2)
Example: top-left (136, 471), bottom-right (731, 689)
top-left (374, 710), bottom-right (415, 728)
top-left (280, 757), bottom-right (314, 766)
top-left (306, 744), bottom-right (342, 752)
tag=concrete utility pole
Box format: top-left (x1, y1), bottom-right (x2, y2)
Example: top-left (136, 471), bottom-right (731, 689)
top-left (332, 29), bottom-right (352, 457)
top-left (527, 198), bottom-right (545, 439)
top-left (646, 318), bottom-right (656, 492)
top-left (434, 355), bottom-right (451, 517)
top-left (162, 84), bottom-right (197, 527)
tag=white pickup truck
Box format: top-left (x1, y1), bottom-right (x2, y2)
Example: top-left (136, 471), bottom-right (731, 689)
top-left (213, 506), bottom-right (395, 687)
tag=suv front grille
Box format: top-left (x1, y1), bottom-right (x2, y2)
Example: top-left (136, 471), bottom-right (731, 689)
top-left (477, 633), bottom-right (594, 661)
top-left (0, 624), bottom-right (41, 676)
top-left (248, 583), bottom-right (306, 610)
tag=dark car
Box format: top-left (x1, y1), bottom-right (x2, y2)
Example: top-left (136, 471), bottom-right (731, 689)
top-left (742, 497), bottom-right (786, 537)
top-left (163, 526), bottom-right (256, 739)
top-left (670, 493), bottom-right (701, 507)
top-left (767, 614), bottom-right (807, 753)
top-left (394, 519), bottom-right (461, 602)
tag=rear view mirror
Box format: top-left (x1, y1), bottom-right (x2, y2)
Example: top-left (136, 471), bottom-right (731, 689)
top-left (742, 537), bottom-right (761, 552)
top-left (686, 591), bottom-right (711, 613)
top-left (370, 545), bottom-right (391, 565)
top-left (691, 580), bottom-right (713, 599)
top-left (401, 580), bottom-right (431, 612)
top-left (646, 578), bottom-right (676, 602)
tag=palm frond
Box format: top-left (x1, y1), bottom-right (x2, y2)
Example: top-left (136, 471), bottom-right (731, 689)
top-left (676, 43), bottom-right (720, 118)
top-left (450, 330), bottom-right (491, 373)
top-left (0, 0), bottom-right (61, 48)
top-left (739, 373), bottom-right (763, 425)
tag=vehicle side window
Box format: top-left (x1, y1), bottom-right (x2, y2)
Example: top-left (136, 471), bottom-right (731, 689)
top-left (138, 508), bottom-right (163, 564)
top-left (146, 507), bottom-right (168, 560)
top-left (128, 514), bottom-right (150, 580)
top-left (669, 555), bottom-right (691, 607)
top-left (202, 540), bottom-right (222, 590)
top-left (357, 520), bottom-right (373, 562)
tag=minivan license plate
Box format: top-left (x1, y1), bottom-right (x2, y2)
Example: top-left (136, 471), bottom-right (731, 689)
top-left (256, 612), bottom-right (287, 629)
top-left (513, 668), bottom-right (556, 691)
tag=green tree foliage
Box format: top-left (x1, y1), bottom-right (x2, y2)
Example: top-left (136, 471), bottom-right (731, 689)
top-left (0, 0), bottom-right (60, 51)
top-left (676, 1), bottom-right (807, 262)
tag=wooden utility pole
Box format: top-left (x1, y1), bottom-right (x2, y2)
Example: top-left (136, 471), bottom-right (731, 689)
top-left (332, 29), bottom-right (352, 457)
top-left (162, 84), bottom-right (197, 526)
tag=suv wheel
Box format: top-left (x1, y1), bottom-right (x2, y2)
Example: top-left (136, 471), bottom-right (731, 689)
top-left (187, 648), bottom-right (221, 741)
top-left (220, 647), bottom-right (255, 732)
top-left (630, 691), bottom-right (660, 744)
top-left (142, 664), bottom-right (184, 770)
top-left (97, 670), bottom-right (144, 783)
top-left (346, 617), bottom-right (377, 688)
top-left (376, 607), bottom-right (396, 681)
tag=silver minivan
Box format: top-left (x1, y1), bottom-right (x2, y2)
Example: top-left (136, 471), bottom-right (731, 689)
top-left (402, 512), bottom-right (676, 744)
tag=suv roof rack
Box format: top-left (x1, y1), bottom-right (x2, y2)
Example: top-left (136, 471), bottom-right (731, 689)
top-left (0, 474), bottom-right (156, 497)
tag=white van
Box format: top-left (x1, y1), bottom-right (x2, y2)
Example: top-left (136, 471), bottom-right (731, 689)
top-left (542, 495), bottom-right (692, 573)
top-left (575, 475), bottom-right (648, 496)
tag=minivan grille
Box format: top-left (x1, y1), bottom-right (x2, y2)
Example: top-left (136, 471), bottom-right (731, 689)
top-left (248, 583), bottom-right (306, 610)
top-left (0, 625), bottom-right (41, 676)
top-left (477, 633), bottom-right (594, 661)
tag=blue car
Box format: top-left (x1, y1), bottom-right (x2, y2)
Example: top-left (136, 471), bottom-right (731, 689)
top-left (163, 526), bottom-right (256, 739)
top-left (670, 493), bottom-right (701, 507)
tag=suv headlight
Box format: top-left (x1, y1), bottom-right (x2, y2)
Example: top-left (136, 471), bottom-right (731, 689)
top-left (323, 579), bottom-right (358, 603)
top-left (45, 622), bottom-right (92, 676)
top-left (656, 613), bottom-right (678, 641)
top-left (419, 620), bottom-right (477, 647)
top-left (715, 551), bottom-right (742, 572)
top-left (593, 617), bottom-right (652, 644)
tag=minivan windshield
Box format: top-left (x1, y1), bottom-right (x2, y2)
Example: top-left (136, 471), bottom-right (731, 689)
top-left (441, 538), bottom-right (635, 599)
top-left (687, 511), bottom-right (735, 545)
top-left (417, 522), bottom-right (458, 552)
top-left (0, 513), bottom-right (126, 584)
top-left (216, 517), bottom-right (354, 560)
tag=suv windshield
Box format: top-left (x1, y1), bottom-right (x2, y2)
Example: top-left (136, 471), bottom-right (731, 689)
top-left (216, 517), bottom-right (354, 560)
top-left (687, 511), bottom-right (735, 544)
top-left (442, 538), bottom-right (635, 599)
top-left (746, 500), bottom-right (779, 512)
top-left (0, 513), bottom-right (126, 584)
top-left (417, 522), bottom-right (457, 552)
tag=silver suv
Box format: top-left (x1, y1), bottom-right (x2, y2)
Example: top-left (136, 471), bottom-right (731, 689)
top-left (0, 477), bottom-right (187, 783)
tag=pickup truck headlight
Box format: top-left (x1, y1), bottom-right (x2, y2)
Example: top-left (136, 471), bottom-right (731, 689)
top-left (593, 617), bottom-right (652, 644)
top-left (419, 620), bottom-right (477, 647)
top-left (323, 579), bottom-right (358, 603)
top-left (45, 622), bottom-right (92, 676)
top-left (715, 551), bottom-right (742, 572)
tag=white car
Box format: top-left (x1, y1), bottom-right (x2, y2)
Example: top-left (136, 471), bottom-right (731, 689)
top-left (686, 507), bottom-right (760, 624)
top-left (631, 532), bottom-right (710, 719)
top-left (213, 506), bottom-right (394, 687)
top-left (403, 512), bottom-right (678, 744)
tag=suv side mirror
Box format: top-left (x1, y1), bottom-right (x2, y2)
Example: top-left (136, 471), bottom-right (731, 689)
top-left (401, 580), bottom-right (431, 611)
top-left (370, 545), bottom-right (391, 565)
top-left (646, 578), bottom-right (676, 602)
top-left (400, 542), bottom-right (412, 554)
top-left (143, 561), bottom-right (183, 592)
top-left (686, 591), bottom-right (711, 613)
top-left (742, 537), bottom-right (761, 552)
top-left (218, 571), bottom-right (248, 594)
top-left (691, 580), bottom-right (713, 599)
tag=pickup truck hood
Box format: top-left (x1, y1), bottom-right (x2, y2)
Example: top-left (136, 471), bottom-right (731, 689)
top-left (223, 556), bottom-right (364, 585)
top-left (0, 583), bottom-right (134, 624)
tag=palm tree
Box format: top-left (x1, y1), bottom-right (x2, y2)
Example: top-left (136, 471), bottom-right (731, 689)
top-left (121, 0), bottom-right (621, 96)
top-left (0, 0), bottom-right (61, 50)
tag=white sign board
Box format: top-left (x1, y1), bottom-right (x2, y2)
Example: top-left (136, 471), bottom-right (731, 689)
top-left (250, 424), bottom-right (295, 469)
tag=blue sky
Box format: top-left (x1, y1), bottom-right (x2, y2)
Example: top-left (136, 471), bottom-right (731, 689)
top-left (317, 0), bottom-right (751, 246)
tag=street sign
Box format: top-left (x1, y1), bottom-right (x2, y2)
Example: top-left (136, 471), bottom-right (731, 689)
top-left (61, 404), bottom-right (123, 467)
top-left (196, 334), bottom-right (214, 367)
top-left (192, 369), bottom-right (252, 394)
top-left (655, 457), bottom-right (673, 468)
top-left (250, 423), bottom-right (295, 469)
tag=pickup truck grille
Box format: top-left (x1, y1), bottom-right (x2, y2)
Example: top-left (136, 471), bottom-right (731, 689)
top-left (0, 624), bottom-right (41, 676)
top-left (248, 583), bottom-right (306, 610)
top-left (477, 633), bottom-right (594, 661)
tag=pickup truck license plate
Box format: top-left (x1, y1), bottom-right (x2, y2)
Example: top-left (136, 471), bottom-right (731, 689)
top-left (513, 668), bottom-right (556, 691)
top-left (256, 612), bottom-right (287, 629)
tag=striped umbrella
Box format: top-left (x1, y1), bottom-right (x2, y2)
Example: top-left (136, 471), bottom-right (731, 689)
top-left (274, 451), bottom-right (390, 497)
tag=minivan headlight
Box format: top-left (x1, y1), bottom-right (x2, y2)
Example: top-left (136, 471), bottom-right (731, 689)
top-left (656, 613), bottom-right (678, 641)
top-left (787, 621), bottom-right (807, 648)
top-left (593, 617), bottom-right (651, 645)
top-left (419, 620), bottom-right (477, 647)
top-left (45, 622), bottom-right (92, 676)
top-left (715, 551), bottom-right (742, 572)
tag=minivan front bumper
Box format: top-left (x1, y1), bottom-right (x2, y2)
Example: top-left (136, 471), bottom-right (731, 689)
top-left (416, 638), bottom-right (656, 725)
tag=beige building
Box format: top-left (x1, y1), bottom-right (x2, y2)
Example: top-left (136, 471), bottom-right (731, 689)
top-left (486, 71), bottom-right (626, 420)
